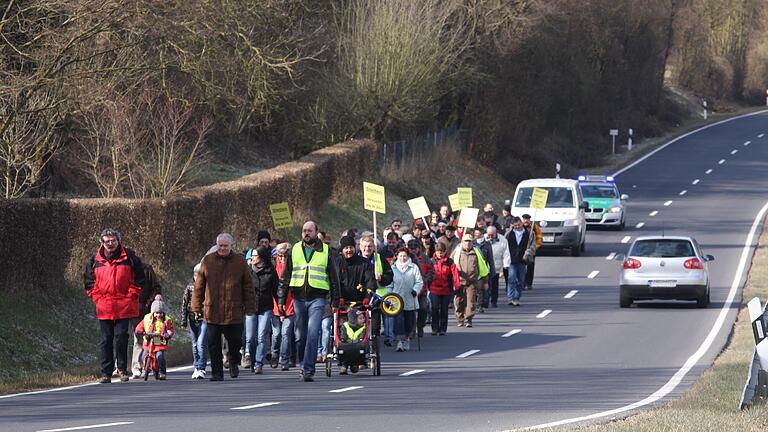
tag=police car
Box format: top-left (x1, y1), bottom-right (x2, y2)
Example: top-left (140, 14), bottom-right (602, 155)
top-left (577, 175), bottom-right (628, 229)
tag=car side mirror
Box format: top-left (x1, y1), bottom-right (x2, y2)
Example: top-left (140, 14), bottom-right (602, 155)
top-left (614, 253), bottom-right (626, 261)
top-left (579, 201), bottom-right (589, 210)
top-left (704, 254), bottom-right (715, 262)
top-left (620, 194), bottom-right (629, 200)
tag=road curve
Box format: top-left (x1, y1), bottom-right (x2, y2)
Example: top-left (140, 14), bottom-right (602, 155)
top-left (1, 111), bottom-right (768, 432)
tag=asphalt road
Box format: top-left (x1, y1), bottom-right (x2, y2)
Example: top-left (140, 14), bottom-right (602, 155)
top-left (2, 111), bottom-right (768, 432)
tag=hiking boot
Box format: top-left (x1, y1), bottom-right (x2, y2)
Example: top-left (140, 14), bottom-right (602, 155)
top-left (242, 353), bottom-right (251, 369)
top-left (253, 366), bottom-right (263, 375)
top-left (99, 376), bottom-right (111, 384)
top-left (229, 364), bottom-right (239, 378)
top-left (118, 370), bottom-right (130, 382)
top-left (466, 321), bottom-right (473, 328)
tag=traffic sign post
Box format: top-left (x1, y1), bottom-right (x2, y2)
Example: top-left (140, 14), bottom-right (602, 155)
top-left (363, 181), bottom-right (387, 244)
top-left (609, 129), bottom-right (619, 155)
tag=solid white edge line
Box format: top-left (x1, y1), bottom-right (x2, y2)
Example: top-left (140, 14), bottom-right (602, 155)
top-left (587, 270), bottom-right (599, 279)
top-left (517, 200), bottom-right (768, 431)
top-left (621, 236), bottom-right (631, 244)
top-left (36, 423), bottom-right (134, 432)
top-left (0, 383), bottom-right (101, 400)
top-left (536, 310), bottom-right (552, 319)
top-left (231, 402), bottom-right (281, 411)
top-left (564, 290), bottom-right (578, 299)
top-left (456, 349), bottom-right (480, 358)
top-left (649, 211), bottom-right (659, 216)
top-left (399, 369), bottom-right (425, 376)
top-left (502, 329), bottom-right (523, 338)
top-left (611, 109), bottom-right (768, 177)
top-left (606, 252), bottom-right (616, 260)
top-left (718, 159), bottom-right (726, 164)
top-left (636, 222), bottom-right (645, 228)
top-left (664, 200), bottom-right (673, 206)
top-left (328, 386), bottom-right (364, 393)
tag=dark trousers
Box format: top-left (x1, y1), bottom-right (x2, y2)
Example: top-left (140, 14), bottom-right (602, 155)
top-left (430, 294), bottom-right (450, 333)
top-left (488, 273), bottom-right (500, 306)
top-left (371, 308), bottom-right (382, 339)
top-left (207, 323), bottom-right (243, 377)
top-left (416, 294), bottom-right (428, 335)
top-left (395, 310), bottom-right (416, 339)
top-left (526, 261), bottom-right (536, 288)
top-left (99, 319), bottom-right (130, 377)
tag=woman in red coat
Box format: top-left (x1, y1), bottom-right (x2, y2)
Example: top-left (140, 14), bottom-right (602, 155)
top-left (430, 242), bottom-right (458, 336)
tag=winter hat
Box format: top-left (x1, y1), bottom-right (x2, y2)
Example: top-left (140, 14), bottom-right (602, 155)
top-left (245, 248), bottom-right (256, 260)
top-left (150, 294), bottom-right (167, 314)
top-left (275, 242), bottom-right (291, 255)
top-left (401, 233), bottom-right (415, 244)
top-left (339, 235), bottom-right (356, 249)
top-left (257, 230), bottom-right (271, 242)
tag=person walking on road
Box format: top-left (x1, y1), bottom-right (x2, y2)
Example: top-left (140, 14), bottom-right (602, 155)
top-left (389, 248), bottom-right (423, 351)
top-left (453, 234), bottom-right (481, 328)
top-left (438, 225), bottom-right (460, 257)
top-left (485, 226), bottom-right (510, 308)
top-left (245, 246), bottom-right (278, 374)
top-left (192, 233), bottom-right (256, 381)
top-left (277, 221), bottom-right (342, 382)
top-left (271, 242), bottom-right (296, 370)
top-left (130, 263), bottom-right (162, 379)
top-left (408, 239), bottom-right (433, 338)
top-left (430, 243), bottom-right (457, 335)
top-left (472, 227), bottom-right (495, 313)
top-left (359, 235), bottom-right (394, 347)
top-left (84, 228), bottom-right (146, 383)
top-left (180, 264), bottom-right (208, 379)
top-left (505, 218), bottom-right (535, 306)
top-left (521, 214), bottom-right (543, 290)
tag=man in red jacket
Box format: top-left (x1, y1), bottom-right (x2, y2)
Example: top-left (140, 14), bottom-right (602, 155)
top-left (84, 228), bottom-right (146, 383)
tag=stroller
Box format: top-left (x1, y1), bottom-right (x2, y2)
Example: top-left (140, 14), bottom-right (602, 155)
top-left (325, 285), bottom-right (403, 377)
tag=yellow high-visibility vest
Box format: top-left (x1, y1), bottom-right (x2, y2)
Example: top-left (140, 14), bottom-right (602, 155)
top-left (343, 321), bottom-right (366, 342)
top-left (374, 253), bottom-right (388, 296)
top-left (289, 243), bottom-right (330, 290)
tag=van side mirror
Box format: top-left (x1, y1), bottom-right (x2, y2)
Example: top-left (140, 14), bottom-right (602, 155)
top-left (579, 201), bottom-right (589, 210)
top-left (620, 194), bottom-right (629, 200)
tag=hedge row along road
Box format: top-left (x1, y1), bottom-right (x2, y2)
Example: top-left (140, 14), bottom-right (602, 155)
top-left (1, 111), bottom-right (768, 431)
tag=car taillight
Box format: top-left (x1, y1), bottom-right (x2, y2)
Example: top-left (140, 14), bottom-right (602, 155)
top-left (684, 258), bottom-right (703, 269)
top-left (623, 258), bottom-right (642, 269)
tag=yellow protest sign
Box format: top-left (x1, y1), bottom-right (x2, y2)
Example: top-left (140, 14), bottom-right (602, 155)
top-left (363, 182), bottom-right (386, 214)
top-left (407, 196), bottom-right (431, 219)
top-left (457, 208), bottom-right (479, 229)
top-left (448, 193), bottom-right (462, 211)
top-left (269, 202), bottom-right (293, 229)
top-left (457, 187), bottom-right (473, 209)
top-left (530, 188), bottom-right (549, 210)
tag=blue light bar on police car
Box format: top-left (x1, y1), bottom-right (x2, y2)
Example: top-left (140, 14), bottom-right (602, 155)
top-left (606, 176), bottom-right (614, 182)
top-left (577, 175), bottom-right (587, 181)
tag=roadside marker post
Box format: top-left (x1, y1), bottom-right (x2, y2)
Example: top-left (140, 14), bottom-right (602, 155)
top-left (748, 297), bottom-right (768, 398)
top-left (628, 128), bottom-right (633, 151)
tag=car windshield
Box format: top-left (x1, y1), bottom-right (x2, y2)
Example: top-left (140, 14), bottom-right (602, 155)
top-left (630, 240), bottom-right (695, 258)
top-left (580, 185), bottom-right (618, 199)
top-left (515, 187), bottom-right (575, 208)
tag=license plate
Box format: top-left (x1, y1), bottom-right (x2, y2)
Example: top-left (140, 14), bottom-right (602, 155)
top-left (543, 235), bottom-right (555, 243)
top-left (649, 280), bottom-right (677, 288)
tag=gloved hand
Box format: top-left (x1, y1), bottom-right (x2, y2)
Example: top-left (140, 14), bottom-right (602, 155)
top-left (411, 291), bottom-right (417, 297)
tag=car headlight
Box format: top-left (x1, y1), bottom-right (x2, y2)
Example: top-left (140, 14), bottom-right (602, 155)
top-left (608, 207), bottom-right (622, 213)
top-left (563, 218), bottom-right (580, 226)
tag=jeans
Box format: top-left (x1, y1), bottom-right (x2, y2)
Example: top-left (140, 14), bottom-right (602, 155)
top-left (187, 319), bottom-right (208, 371)
top-left (318, 316), bottom-right (332, 356)
top-left (294, 296), bottom-right (326, 376)
top-left (140, 349), bottom-right (167, 375)
top-left (488, 273), bottom-right (500, 306)
top-left (395, 310), bottom-right (416, 340)
top-left (207, 323), bottom-right (243, 378)
top-left (507, 263), bottom-right (527, 301)
top-left (99, 319), bottom-right (129, 377)
top-left (271, 315), bottom-right (294, 365)
top-left (383, 315), bottom-right (395, 343)
top-left (246, 310), bottom-right (272, 368)
top-left (430, 293), bottom-right (450, 333)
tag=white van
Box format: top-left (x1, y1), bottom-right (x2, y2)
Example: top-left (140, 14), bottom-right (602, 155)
top-left (510, 178), bottom-right (588, 256)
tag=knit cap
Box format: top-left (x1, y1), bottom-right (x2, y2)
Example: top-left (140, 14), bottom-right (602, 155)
top-left (150, 294), bottom-right (167, 314)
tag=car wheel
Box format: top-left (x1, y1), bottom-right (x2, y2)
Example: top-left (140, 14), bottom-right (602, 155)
top-left (618, 219), bottom-right (625, 230)
top-left (620, 296), bottom-right (632, 308)
top-left (570, 245), bottom-right (581, 257)
top-left (580, 240), bottom-right (586, 252)
top-left (696, 292), bottom-right (708, 308)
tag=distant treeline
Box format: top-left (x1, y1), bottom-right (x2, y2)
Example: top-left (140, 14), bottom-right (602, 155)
top-left (2, 0), bottom-right (766, 198)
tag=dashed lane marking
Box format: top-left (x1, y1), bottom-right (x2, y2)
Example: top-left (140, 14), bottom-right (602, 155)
top-left (679, 190), bottom-right (687, 196)
top-left (664, 200), bottom-right (673, 206)
top-left (621, 236), bottom-right (632, 244)
top-left (36, 423), bottom-right (134, 432)
top-left (231, 402), bottom-right (281, 410)
top-left (536, 310), bottom-right (552, 319)
top-left (731, 149), bottom-right (738, 155)
top-left (502, 329), bottom-right (522, 338)
top-left (456, 350), bottom-right (480, 358)
top-left (705, 169), bottom-right (712, 174)
top-left (758, 133), bottom-right (765, 138)
top-left (649, 210), bottom-right (659, 217)
top-left (564, 290), bottom-right (578, 299)
top-left (587, 270), bottom-right (600, 279)
top-left (636, 222), bottom-right (645, 228)
top-left (692, 179), bottom-right (701, 184)
top-left (718, 159), bottom-right (726, 164)
top-left (744, 141), bottom-right (751, 146)
top-left (606, 252), bottom-right (616, 260)
top-left (399, 369), bottom-right (425, 376)
top-left (329, 386), bottom-right (364, 393)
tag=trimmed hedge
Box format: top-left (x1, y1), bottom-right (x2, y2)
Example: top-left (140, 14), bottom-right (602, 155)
top-left (0, 139), bottom-right (378, 293)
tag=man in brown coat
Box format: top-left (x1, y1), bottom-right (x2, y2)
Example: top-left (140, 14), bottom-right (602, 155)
top-left (453, 233), bottom-right (480, 328)
top-left (192, 232), bottom-right (256, 381)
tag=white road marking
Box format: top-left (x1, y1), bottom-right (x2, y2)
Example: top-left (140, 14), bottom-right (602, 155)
top-left (731, 149), bottom-right (738, 155)
top-left (329, 386), bottom-right (364, 393)
top-left (231, 402), bottom-right (281, 410)
top-left (635, 222), bottom-right (645, 228)
top-left (564, 290), bottom-right (578, 299)
top-left (521, 200), bottom-right (768, 431)
top-left (37, 423), bottom-right (134, 432)
top-left (536, 310), bottom-right (552, 319)
top-left (399, 369), bottom-right (425, 376)
top-left (456, 350), bottom-right (480, 358)
top-left (502, 329), bottom-right (522, 338)
top-left (679, 190), bottom-right (687, 196)
top-left (621, 236), bottom-right (631, 244)
top-left (664, 200), bottom-right (673, 206)
top-left (587, 270), bottom-right (600, 279)
top-left (606, 252), bottom-right (616, 260)
top-left (758, 133), bottom-right (765, 138)
top-left (649, 210), bottom-right (659, 217)
top-left (744, 141), bottom-right (751, 146)
top-left (0, 383), bottom-right (100, 400)
top-left (705, 169), bottom-right (713, 174)
top-left (718, 159), bottom-right (726, 164)
top-left (692, 179), bottom-right (700, 184)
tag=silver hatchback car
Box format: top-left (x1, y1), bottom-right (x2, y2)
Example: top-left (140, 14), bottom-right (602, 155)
top-left (618, 236), bottom-right (714, 308)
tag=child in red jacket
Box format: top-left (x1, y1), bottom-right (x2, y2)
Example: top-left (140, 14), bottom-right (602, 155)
top-left (135, 295), bottom-right (175, 379)
top-left (431, 243), bottom-right (458, 336)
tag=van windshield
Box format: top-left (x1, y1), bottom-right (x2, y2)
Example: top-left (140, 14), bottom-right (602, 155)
top-left (514, 187), bottom-right (575, 208)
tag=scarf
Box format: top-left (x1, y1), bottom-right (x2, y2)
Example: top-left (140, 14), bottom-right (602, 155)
top-left (395, 258), bottom-right (412, 272)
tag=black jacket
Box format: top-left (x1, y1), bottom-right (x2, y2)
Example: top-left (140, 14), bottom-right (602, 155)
top-left (505, 229), bottom-right (531, 264)
top-left (361, 252), bottom-right (394, 288)
top-left (251, 261), bottom-right (278, 313)
top-left (340, 254), bottom-right (376, 302)
top-left (277, 239), bottom-right (342, 306)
